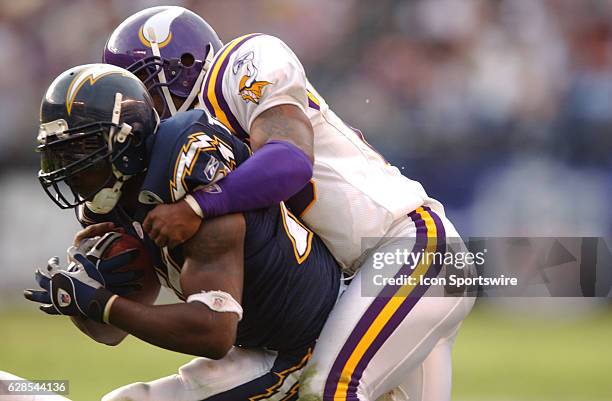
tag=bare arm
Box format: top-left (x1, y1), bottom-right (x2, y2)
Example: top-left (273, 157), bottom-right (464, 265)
top-left (106, 213), bottom-right (246, 359)
top-left (69, 222), bottom-right (128, 346)
top-left (70, 316), bottom-right (128, 346)
top-left (69, 274), bottom-right (161, 346)
top-left (250, 104), bottom-right (314, 162)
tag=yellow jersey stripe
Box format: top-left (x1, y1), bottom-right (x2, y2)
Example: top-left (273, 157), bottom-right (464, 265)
top-left (203, 33), bottom-right (262, 137)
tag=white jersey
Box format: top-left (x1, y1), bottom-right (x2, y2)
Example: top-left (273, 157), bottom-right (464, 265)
top-left (197, 33), bottom-right (443, 271)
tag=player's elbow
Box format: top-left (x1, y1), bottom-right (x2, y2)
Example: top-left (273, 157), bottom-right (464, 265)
top-left (251, 104), bottom-right (314, 163)
top-left (189, 315), bottom-right (236, 359)
top-left (201, 326), bottom-right (235, 359)
top-left (177, 328), bottom-right (233, 359)
top-left (295, 136), bottom-right (314, 164)
top-left (71, 316), bottom-right (128, 346)
top-left (191, 334), bottom-right (233, 360)
top-left (97, 336), bottom-right (125, 347)
top-left (289, 119), bottom-right (314, 164)
top-left (92, 329), bottom-right (130, 346)
top-left (204, 342), bottom-right (232, 360)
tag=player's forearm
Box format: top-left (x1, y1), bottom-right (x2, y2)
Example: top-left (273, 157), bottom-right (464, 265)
top-left (108, 297), bottom-right (234, 358)
top-left (191, 140), bottom-right (313, 218)
top-left (70, 315), bottom-right (127, 346)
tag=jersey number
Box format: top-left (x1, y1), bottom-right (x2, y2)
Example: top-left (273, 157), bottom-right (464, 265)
top-left (286, 180), bottom-right (317, 217)
top-left (280, 202), bottom-right (313, 264)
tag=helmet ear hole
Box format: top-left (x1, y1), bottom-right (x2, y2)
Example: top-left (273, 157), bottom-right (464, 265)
top-left (180, 53), bottom-right (195, 67)
top-left (129, 122), bottom-right (144, 146)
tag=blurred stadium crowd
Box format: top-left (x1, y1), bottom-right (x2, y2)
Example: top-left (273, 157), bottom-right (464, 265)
top-left (1, 0), bottom-right (611, 239)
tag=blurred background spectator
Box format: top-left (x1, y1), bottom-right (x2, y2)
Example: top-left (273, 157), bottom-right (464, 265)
top-left (1, 0), bottom-right (611, 297)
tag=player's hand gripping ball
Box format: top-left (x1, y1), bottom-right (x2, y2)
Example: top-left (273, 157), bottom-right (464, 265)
top-left (25, 232), bottom-right (159, 318)
top-left (96, 231), bottom-right (159, 305)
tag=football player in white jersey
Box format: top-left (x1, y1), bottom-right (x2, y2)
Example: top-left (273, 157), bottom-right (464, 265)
top-left (101, 6), bottom-right (475, 401)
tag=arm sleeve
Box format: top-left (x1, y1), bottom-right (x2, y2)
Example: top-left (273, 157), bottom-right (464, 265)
top-left (192, 140), bottom-right (313, 218)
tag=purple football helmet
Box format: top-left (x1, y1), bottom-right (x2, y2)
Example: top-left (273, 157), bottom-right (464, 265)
top-left (103, 6), bottom-right (222, 119)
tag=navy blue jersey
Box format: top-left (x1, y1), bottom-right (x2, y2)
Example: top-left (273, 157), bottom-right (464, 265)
top-left (78, 109), bottom-right (340, 352)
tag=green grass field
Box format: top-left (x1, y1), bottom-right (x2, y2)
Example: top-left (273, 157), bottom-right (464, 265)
top-left (1, 304), bottom-right (611, 401)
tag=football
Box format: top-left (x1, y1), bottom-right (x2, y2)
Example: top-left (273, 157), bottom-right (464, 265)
top-left (102, 232), bottom-right (160, 305)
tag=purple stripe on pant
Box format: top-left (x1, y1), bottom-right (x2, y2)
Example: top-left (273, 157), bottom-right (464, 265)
top-left (323, 207), bottom-right (447, 401)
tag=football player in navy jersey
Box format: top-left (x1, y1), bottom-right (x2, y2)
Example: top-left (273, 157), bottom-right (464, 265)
top-left (26, 63), bottom-right (342, 401)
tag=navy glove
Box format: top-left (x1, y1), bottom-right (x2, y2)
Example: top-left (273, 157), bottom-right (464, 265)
top-left (24, 232), bottom-right (142, 321)
top-left (23, 256), bottom-right (62, 315)
top-left (48, 252), bottom-right (114, 322)
top-left (68, 232), bottom-right (143, 296)
top-left (24, 254), bottom-right (108, 319)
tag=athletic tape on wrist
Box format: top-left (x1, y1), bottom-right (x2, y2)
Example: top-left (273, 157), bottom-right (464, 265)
top-left (103, 294), bottom-right (119, 324)
top-left (186, 290), bottom-right (243, 321)
top-left (184, 194), bottom-right (204, 218)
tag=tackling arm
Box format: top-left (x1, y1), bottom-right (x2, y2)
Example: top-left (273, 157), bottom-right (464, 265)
top-left (188, 35), bottom-right (317, 217)
top-left (144, 106), bottom-right (314, 248)
top-left (188, 104), bottom-right (314, 217)
top-left (106, 213), bottom-right (245, 359)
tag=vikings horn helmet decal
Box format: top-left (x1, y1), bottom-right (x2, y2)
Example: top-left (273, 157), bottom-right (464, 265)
top-left (104, 6), bottom-right (223, 119)
top-left (137, 6), bottom-right (183, 49)
top-left (37, 64), bottom-right (159, 212)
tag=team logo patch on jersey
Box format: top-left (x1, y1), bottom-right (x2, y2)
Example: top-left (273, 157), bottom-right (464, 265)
top-left (238, 76), bottom-right (272, 104)
top-left (232, 51), bottom-right (272, 104)
top-left (203, 157), bottom-right (221, 182)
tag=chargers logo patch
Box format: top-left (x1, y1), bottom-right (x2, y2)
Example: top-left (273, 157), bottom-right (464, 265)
top-left (232, 51), bottom-right (272, 104)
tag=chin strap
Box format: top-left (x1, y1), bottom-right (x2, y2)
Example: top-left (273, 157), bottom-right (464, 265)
top-left (196, 45), bottom-right (215, 110)
top-left (86, 167), bottom-right (130, 214)
top-left (148, 27), bottom-right (214, 115)
top-left (86, 93), bottom-right (133, 215)
top-left (177, 61), bottom-right (206, 113)
top-left (183, 44), bottom-right (214, 112)
top-left (148, 27), bottom-right (178, 116)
